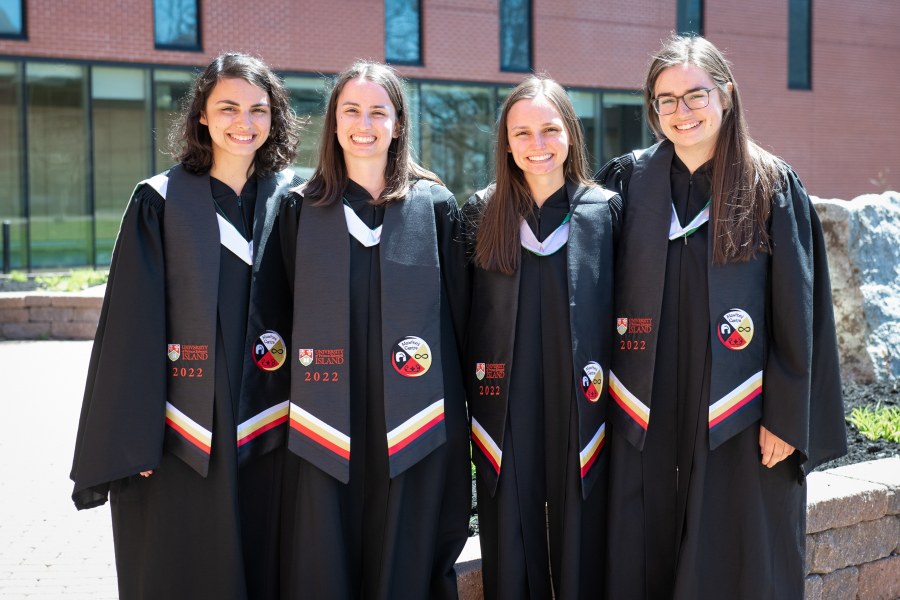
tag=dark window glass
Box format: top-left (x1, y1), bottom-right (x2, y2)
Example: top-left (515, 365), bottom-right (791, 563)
top-left (154, 0), bottom-right (200, 50)
top-left (0, 0), bottom-right (24, 38)
top-left (152, 70), bottom-right (193, 173)
top-left (788, 0), bottom-right (812, 89)
top-left (92, 67), bottom-right (150, 266)
top-left (419, 84), bottom-right (495, 199)
top-left (27, 63), bottom-right (90, 268)
top-left (285, 76), bottom-right (328, 180)
top-left (677, 0), bottom-right (703, 36)
top-left (385, 0), bottom-right (421, 65)
top-left (0, 61), bottom-right (25, 269)
top-left (601, 93), bottom-right (650, 165)
top-left (500, 0), bottom-right (531, 72)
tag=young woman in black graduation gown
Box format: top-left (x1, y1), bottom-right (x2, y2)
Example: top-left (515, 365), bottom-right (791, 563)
top-left (596, 35), bottom-right (846, 600)
top-left (278, 61), bottom-right (471, 600)
top-left (466, 76), bottom-right (619, 599)
top-left (70, 53), bottom-right (302, 599)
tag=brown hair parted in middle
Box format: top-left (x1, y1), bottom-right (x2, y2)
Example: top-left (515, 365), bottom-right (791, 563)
top-left (169, 52), bottom-right (302, 177)
top-left (475, 75), bottom-right (594, 275)
top-left (645, 35), bottom-right (783, 264)
top-left (301, 60), bottom-right (440, 207)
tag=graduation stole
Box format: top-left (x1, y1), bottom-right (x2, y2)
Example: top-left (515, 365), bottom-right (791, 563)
top-left (289, 180), bottom-right (445, 483)
top-left (610, 140), bottom-right (768, 452)
top-left (468, 182), bottom-right (614, 500)
top-left (237, 169), bottom-right (302, 465)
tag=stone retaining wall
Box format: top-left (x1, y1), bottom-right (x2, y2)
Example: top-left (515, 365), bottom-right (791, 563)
top-left (456, 457), bottom-right (900, 600)
top-left (0, 289), bottom-right (103, 341)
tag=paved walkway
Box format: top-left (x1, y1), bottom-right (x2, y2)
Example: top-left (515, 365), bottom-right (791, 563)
top-left (0, 341), bottom-right (118, 599)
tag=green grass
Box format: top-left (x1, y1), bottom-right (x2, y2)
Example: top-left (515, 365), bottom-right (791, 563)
top-left (848, 405), bottom-right (900, 444)
top-left (34, 269), bottom-right (109, 292)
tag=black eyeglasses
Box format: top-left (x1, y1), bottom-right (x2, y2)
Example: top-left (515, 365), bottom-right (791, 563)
top-left (651, 87), bottom-right (716, 116)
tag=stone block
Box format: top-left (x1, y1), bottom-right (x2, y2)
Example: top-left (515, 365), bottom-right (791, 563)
top-left (0, 295), bottom-right (27, 308)
top-left (2, 322), bottom-right (50, 340)
top-left (51, 295), bottom-right (103, 308)
top-left (820, 566), bottom-right (858, 600)
top-left (0, 308), bottom-right (29, 324)
top-left (828, 457), bottom-right (900, 515)
top-left (70, 307), bottom-right (101, 323)
top-left (856, 554), bottom-right (900, 600)
top-left (808, 516), bottom-right (900, 573)
top-left (22, 295), bottom-right (52, 307)
top-left (50, 321), bottom-right (98, 340)
top-left (456, 559), bottom-right (484, 600)
top-left (28, 307), bottom-right (73, 323)
top-left (804, 574), bottom-right (822, 600)
top-left (806, 471), bottom-right (889, 533)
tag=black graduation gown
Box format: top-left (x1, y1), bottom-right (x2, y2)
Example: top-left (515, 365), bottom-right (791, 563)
top-left (469, 186), bottom-right (607, 600)
top-left (75, 177), bottom-right (282, 600)
top-left (598, 154), bottom-right (844, 600)
top-left (278, 180), bottom-right (471, 600)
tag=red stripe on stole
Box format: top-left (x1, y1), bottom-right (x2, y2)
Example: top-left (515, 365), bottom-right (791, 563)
top-left (388, 413), bottom-right (444, 456)
top-left (237, 414), bottom-right (288, 447)
top-left (289, 417), bottom-right (351, 460)
top-left (610, 387), bottom-right (649, 430)
top-left (580, 436), bottom-right (605, 479)
top-left (472, 434), bottom-right (501, 475)
top-left (165, 417), bottom-right (211, 454)
top-left (709, 385), bottom-right (762, 429)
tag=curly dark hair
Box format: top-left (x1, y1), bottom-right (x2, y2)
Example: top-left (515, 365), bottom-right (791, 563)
top-left (169, 52), bottom-right (301, 177)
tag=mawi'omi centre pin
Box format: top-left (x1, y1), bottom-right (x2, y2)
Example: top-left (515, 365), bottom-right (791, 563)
top-left (716, 309), bottom-right (754, 351)
top-left (581, 361), bottom-right (604, 402)
top-left (391, 336), bottom-right (432, 378)
top-left (252, 330), bottom-right (287, 371)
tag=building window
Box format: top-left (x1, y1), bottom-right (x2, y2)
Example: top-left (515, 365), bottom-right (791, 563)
top-left (500, 0), bottom-right (531, 72)
top-left (385, 0), bottom-right (421, 65)
top-left (0, 61), bottom-right (25, 269)
top-left (0, 0), bottom-right (25, 38)
top-left (676, 0), bottom-right (703, 36)
top-left (92, 67), bottom-right (151, 266)
top-left (154, 0), bottom-right (201, 50)
top-left (788, 0), bottom-right (812, 89)
top-left (26, 63), bottom-right (91, 268)
top-left (152, 70), bottom-right (193, 173)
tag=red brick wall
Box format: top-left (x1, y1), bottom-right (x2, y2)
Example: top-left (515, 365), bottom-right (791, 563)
top-left (2, 0), bottom-right (898, 198)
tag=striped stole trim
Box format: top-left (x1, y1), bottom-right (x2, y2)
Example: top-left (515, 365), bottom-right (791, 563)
top-left (216, 213), bottom-right (253, 265)
top-left (386, 399), bottom-right (444, 456)
top-left (609, 371), bottom-right (650, 430)
top-left (579, 422), bottom-right (606, 479)
top-left (236, 400), bottom-right (289, 447)
top-left (289, 403), bottom-right (351, 460)
top-left (165, 401), bottom-right (212, 454)
top-left (471, 417), bottom-right (502, 474)
top-left (709, 371), bottom-right (763, 429)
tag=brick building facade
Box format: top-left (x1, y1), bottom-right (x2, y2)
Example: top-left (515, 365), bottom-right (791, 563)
top-left (0, 0), bottom-right (898, 268)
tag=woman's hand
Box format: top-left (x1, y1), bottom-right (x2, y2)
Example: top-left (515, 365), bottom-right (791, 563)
top-left (759, 426), bottom-right (795, 468)
top-left (140, 470), bottom-right (153, 477)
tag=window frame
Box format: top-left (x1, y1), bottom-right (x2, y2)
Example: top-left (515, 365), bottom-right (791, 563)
top-left (153, 0), bottom-right (202, 52)
top-left (0, 0), bottom-right (27, 40)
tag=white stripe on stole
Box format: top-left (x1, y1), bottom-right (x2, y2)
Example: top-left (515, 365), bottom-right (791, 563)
top-left (216, 213), bottom-right (253, 265)
top-left (519, 217), bottom-right (569, 256)
top-left (344, 204), bottom-right (382, 247)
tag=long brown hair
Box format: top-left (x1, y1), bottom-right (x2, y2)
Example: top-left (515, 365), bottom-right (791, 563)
top-left (301, 61), bottom-right (439, 206)
top-left (645, 35), bottom-right (782, 264)
top-left (475, 75), bottom-right (594, 274)
top-left (170, 52), bottom-right (301, 177)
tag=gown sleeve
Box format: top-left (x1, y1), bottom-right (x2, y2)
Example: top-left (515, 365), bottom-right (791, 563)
top-left (594, 154), bottom-right (633, 253)
top-left (762, 168), bottom-right (846, 474)
top-left (279, 191), bottom-right (303, 296)
top-left (433, 187), bottom-right (472, 362)
top-left (69, 186), bottom-right (168, 509)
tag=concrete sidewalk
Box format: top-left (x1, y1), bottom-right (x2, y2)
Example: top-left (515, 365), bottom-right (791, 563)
top-left (0, 341), bottom-right (117, 599)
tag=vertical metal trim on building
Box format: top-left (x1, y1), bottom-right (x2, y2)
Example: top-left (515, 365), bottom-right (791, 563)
top-left (86, 66), bottom-right (96, 269)
top-left (20, 61), bottom-right (31, 271)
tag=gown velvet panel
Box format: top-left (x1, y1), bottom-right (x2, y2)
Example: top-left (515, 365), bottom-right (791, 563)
top-left (80, 177), bottom-right (282, 600)
top-left (278, 180), bottom-right (471, 600)
top-left (470, 186), bottom-right (607, 600)
top-left (597, 154), bottom-right (843, 600)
